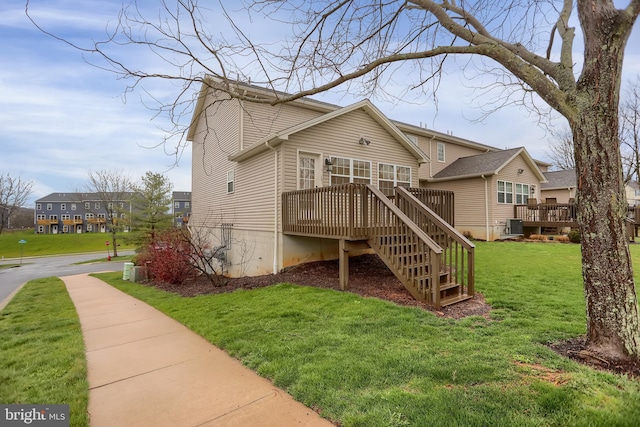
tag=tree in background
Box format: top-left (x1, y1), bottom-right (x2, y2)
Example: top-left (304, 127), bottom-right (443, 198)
top-left (0, 173), bottom-right (33, 235)
top-left (28, 1), bottom-right (640, 361)
top-left (131, 171), bottom-right (174, 246)
top-left (621, 77), bottom-right (640, 183)
top-left (82, 169), bottom-right (134, 257)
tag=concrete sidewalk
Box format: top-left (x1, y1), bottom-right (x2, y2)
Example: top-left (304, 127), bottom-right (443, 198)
top-left (62, 274), bottom-right (334, 426)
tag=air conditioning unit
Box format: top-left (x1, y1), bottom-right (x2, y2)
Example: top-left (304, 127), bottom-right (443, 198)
top-left (507, 219), bottom-right (524, 235)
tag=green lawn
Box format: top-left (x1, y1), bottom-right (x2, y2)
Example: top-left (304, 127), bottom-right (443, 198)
top-left (90, 241), bottom-right (640, 427)
top-left (0, 278), bottom-right (88, 427)
top-left (0, 229), bottom-right (134, 259)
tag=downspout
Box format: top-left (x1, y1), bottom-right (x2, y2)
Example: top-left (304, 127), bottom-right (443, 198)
top-left (482, 175), bottom-right (489, 241)
top-left (266, 140), bottom-right (279, 274)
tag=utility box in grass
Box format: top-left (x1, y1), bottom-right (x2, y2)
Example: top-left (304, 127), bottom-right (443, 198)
top-left (122, 262), bottom-right (134, 280)
top-left (130, 266), bottom-right (145, 282)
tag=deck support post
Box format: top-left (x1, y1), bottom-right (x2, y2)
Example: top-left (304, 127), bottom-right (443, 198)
top-left (339, 239), bottom-right (349, 290)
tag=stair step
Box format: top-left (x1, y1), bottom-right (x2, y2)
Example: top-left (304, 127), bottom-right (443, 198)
top-left (440, 294), bottom-right (473, 307)
top-left (439, 282), bottom-right (460, 291)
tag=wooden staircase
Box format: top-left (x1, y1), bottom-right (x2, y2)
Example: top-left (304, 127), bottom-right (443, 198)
top-left (281, 183), bottom-right (475, 308)
top-left (364, 185), bottom-right (474, 308)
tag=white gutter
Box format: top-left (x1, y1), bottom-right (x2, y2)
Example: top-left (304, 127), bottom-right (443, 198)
top-left (482, 175), bottom-right (489, 241)
top-left (266, 140), bottom-right (279, 274)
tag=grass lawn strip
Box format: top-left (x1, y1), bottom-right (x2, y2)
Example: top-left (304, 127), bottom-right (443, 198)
top-left (95, 242), bottom-right (640, 427)
top-left (0, 277), bottom-right (89, 427)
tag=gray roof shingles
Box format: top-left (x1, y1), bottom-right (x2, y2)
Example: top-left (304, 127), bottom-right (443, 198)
top-left (432, 147), bottom-right (522, 179)
top-left (541, 169), bottom-right (576, 189)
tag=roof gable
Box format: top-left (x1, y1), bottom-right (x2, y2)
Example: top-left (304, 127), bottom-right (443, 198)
top-left (431, 147), bottom-right (546, 182)
top-left (229, 99), bottom-right (429, 163)
top-left (541, 169), bottom-right (577, 189)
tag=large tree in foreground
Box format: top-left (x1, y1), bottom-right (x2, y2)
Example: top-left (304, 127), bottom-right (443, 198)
top-left (27, 0), bottom-right (640, 360)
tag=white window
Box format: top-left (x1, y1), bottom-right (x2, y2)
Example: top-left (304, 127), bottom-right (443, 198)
top-left (119, 202), bottom-right (124, 209)
top-left (95, 202), bottom-right (100, 209)
top-left (174, 201), bottom-right (180, 209)
top-left (378, 164), bottom-right (411, 197)
top-left (49, 215), bottom-right (58, 221)
top-left (185, 202), bottom-right (190, 208)
top-left (330, 157), bottom-right (371, 185)
top-left (97, 213), bottom-right (106, 219)
top-left (74, 215), bottom-right (82, 220)
top-left (227, 170), bottom-right (235, 194)
top-left (497, 180), bottom-right (513, 204)
top-left (108, 202), bottom-right (114, 209)
top-left (63, 225), bottom-right (69, 233)
top-left (37, 214), bottom-right (46, 220)
top-left (46, 204), bottom-right (52, 210)
top-left (71, 203), bottom-right (76, 211)
top-left (515, 183), bottom-right (530, 204)
top-left (61, 203), bottom-right (66, 211)
top-left (61, 214), bottom-right (70, 220)
top-left (36, 203), bottom-right (42, 210)
top-left (85, 202), bottom-right (90, 209)
top-left (85, 213), bottom-right (94, 219)
top-left (437, 143), bottom-right (445, 162)
top-left (406, 134), bottom-right (418, 145)
top-left (38, 225), bottom-right (44, 233)
top-left (87, 224), bottom-right (93, 232)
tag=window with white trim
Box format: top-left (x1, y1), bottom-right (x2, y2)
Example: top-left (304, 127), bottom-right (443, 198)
top-left (119, 202), bottom-right (124, 209)
top-left (299, 156), bottom-right (317, 189)
top-left (497, 180), bottom-right (513, 204)
top-left (185, 202), bottom-right (190, 208)
top-left (46, 204), bottom-right (52, 210)
top-left (63, 225), bottom-right (69, 233)
top-left (85, 213), bottom-right (94, 219)
top-left (174, 201), bottom-right (180, 209)
top-left (36, 203), bottom-right (42, 210)
top-left (515, 183), bottom-right (530, 204)
top-left (85, 202), bottom-right (90, 209)
top-left (37, 214), bottom-right (46, 221)
top-left (71, 203), bottom-right (76, 211)
top-left (406, 134), bottom-right (418, 145)
top-left (38, 225), bottom-right (44, 233)
top-left (95, 202), bottom-right (100, 209)
top-left (227, 170), bottom-right (235, 194)
top-left (378, 163), bottom-right (412, 196)
top-left (330, 157), bottom-right (371, 185)
top-left (74, 215), bottom-right (82, 220)
top-left (437, 143), bottom-right (445, 162)
top-left (108, 202), bottom-right (114, 209)
top-left (61, 214), bottom-right (70, 220)
top-left (61, 203), bottom-right (66, 211)
top-left (49, 215), bottom-right (58, 221)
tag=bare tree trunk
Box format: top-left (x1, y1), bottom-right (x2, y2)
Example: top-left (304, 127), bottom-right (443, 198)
top-left (572, 3), bottom-right (640, 359)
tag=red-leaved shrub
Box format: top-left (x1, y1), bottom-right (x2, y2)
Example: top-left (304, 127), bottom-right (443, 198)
top-left (136, 229), bottom-right (195, 285)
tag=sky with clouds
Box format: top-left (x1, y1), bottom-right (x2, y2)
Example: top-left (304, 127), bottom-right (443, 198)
top-left (1, 1), bottom-right (639, 206)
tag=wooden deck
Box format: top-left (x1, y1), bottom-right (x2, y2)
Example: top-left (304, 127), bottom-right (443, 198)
top-left (513, 203), bottom-right (577, 228)
top-left (514, 203), bottom-right (640, 229)
top-left (282, 184), bottom-right (474, 308)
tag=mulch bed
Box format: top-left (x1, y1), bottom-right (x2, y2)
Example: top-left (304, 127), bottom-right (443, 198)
top-left (146, 254), bottom-right (639, 378)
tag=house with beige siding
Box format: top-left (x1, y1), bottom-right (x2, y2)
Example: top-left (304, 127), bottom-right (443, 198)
top-left (187, 77), bottom-right (561, 306)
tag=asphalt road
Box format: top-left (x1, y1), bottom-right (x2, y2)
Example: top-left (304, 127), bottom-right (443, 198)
top-left (0, 251), bottom-right (135, 308)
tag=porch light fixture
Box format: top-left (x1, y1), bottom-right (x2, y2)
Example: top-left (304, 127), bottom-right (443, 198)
top-left (358, 137), bottom-right (371, 145)
top-left (517, 168), bottom-right (524, 174)
top-left (325, 157), bottom-right (334, 172)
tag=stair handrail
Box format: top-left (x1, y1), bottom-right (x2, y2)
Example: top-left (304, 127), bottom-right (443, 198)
top-left (365, 184), bottom-right (442, 255)
top-left (395, 186), bottom-right (475, 251)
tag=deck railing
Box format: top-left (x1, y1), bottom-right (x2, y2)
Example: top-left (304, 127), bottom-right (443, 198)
top-left (395, 186), bottom-right (474, 299)
top-left (365, 185), bottom-right (443, 305)
top-left (514, 203), bottom-right (577, 225)
top-left (405, 187), bottom-right (455, 226)
top-left (282, 183), bottom-right (372, 239)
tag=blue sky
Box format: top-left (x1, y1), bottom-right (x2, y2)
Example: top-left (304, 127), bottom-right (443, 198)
top-left (1, 1), bottom-right (639, 206)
